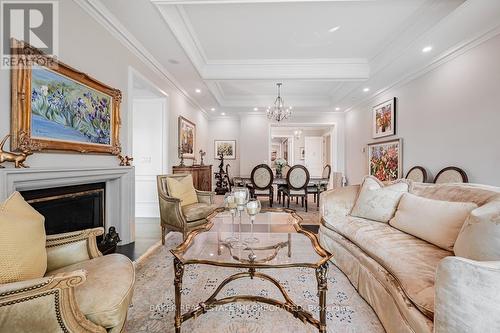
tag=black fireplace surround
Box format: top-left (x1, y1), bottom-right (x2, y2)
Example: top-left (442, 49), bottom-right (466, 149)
top-left (20, 183), bottom-right (105, 236)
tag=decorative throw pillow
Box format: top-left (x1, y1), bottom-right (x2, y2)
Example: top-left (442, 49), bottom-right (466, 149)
top-left (454, 199), bottom-right (500, 260)
top-left (166, 175), bottom-right (198, 207)
top-left (389, 193), bottom-right (477, 251)
top-left (0, 192), bottom-right (47, 284)
top-left (350, 176), bottom-right (410, 223)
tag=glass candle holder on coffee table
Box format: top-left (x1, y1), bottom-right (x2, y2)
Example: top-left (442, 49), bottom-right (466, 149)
top-left (232, 187), bottom-right (250, 248)
top-left (244, 198), bottom-right (261, 244)
top-left (223, 192), bottom-right (238, 243)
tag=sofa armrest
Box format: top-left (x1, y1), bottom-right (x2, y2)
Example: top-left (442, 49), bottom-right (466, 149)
top-left (46, 228), bottom-right (103, 272)
top-left (319, 185), bottom-right (360, 221)
top-left (0, 270), bottom-right (106, 332)
top-left (196, 190), bottom-right (215, 204)
top-left (434, 257), bottom-right (500, 333)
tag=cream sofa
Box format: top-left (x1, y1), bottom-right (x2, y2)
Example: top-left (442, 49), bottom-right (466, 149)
top-left (319, 182), bottom-right (500, 333)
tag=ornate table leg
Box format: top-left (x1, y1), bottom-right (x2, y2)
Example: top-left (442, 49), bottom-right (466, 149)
top-left (316, 262), bottom-right (329, 333)
top-left (174, 258), bottom-right (185, 333)
top-left (287, 233), bottom-right (292, 258)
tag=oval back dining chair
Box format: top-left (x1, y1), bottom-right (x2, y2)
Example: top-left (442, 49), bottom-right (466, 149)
top-left (283, 165), bottom-right (310, 212)
top-left (434, 166), bottom-right (469, 184)
top-left (249, 164), bottom-right (274, 207)
top-left (405, 166), bottom-right (429, 183)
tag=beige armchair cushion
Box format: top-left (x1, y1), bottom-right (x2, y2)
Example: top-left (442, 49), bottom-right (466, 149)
top-left (0, 192), bottom-right (47, 284)
top-left (47, 254), bottom-right (134, 329)
top-left (182, 203), bottom-right (219, 222)
top-left (454, 200), bottom-right (500, 260)
top-left (166, 175), bottom-right (198, 207)
top-left (351, 176), bottom-right (409, 223)
top-left (390, 193), bottom-right (477, 251)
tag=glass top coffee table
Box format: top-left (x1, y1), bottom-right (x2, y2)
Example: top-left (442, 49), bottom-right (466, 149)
top-left (171, 208), bottom-right (333, 333)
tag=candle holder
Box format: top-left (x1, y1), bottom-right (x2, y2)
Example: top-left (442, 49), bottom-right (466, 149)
top-left (223, 192), bottom-right (238, 243)
top-left (232, 187), bottom-right (249, 248)
top-left (244, 198), bottom-right (261, 244)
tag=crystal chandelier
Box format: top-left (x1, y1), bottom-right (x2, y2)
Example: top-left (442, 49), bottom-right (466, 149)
top-left (267, 83), bottom-right (291, 122)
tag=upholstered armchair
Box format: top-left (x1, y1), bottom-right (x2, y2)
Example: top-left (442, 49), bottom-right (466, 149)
top-left (157, 174), bottom-right (218, 243)
top-left (0, 227), bottom-right (135, 333)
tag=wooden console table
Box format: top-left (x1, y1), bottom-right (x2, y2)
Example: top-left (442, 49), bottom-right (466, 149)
top-left (172, 165), bottom-right (212, 191)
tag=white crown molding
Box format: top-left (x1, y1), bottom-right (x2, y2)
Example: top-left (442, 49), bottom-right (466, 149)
top-left (74, 0), bottom-right (208, 117)
top-left (152, 0), bottom-right (370, 4)
top-left (155, 4), bottom-right (369, 81)
top-left (344, 24), bottom-right (500, 113)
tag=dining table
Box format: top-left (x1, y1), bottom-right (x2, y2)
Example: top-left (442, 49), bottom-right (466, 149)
top-left (233, 176), bottom-right (329, 187)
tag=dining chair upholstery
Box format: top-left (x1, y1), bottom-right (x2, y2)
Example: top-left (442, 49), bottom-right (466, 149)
top-left (249, 164), bottom-right (274, 207)
top-left (308, 165), bottom-right (332, 207)
top-left (283, 165), bottom-right (310, 211)
top-left (434, 167), bottom-right (469, 184)
top-left (157, 174), bottom-right (218, 243)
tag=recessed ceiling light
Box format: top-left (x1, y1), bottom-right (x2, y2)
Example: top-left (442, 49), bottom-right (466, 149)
top-left (335, 107), bottom-right (340, 111)
top-left (363, 87), bottom-right (370, 92)
top-left (253, 107), bottom-right (258, 111)
top-left (220, 112), bottom-right (226, 116)
top-left (210, 108), bottom-right (215, 111)
top-left (289, 106), bottom-right (293, 110)
top-left (422, 46), bottom-right (433, 53)
top-left (328, 26), bottom-right (340, 33)
top-left (195, 89), bottom-right (201, 93)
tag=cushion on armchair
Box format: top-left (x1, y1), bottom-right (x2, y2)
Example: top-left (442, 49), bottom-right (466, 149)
top-left (0, 192), bottom-right (47, 284)
top-left (182, 203), bottom-right (219, 222)
top-left (166, 174), bottom-right (198, 207)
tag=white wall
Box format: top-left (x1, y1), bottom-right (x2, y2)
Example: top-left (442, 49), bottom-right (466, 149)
top-left (0, 0), bottom-right (208, 171)
top-left (345, 34), bottom-right (500, 186)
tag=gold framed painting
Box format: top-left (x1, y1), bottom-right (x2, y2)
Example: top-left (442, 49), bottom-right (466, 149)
top-left (372, 98), bottom-right (396, 139)
top-left (178, 116), bottom-right (196, 159)
top-left (368, 138), bottom-right (403, 182)
top-left (10, 39), bottom-right (122, 155)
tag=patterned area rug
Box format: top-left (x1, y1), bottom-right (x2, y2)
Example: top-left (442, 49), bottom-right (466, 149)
top-left (124, 233), bottom-right (384, 333)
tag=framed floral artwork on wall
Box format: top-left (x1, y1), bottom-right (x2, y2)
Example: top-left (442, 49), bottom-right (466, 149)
top-left (214, 140), bottom-right (236, 159)
top-left (368, 138), bottom-right (402, 182)
top-left (10, 39), bottom-right (122, 155)
top-left (372, 98), bottom-right (396, 139)
top-left (178, 116), bottom-right (196, 159)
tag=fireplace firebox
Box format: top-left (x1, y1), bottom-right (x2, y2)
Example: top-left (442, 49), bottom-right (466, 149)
top-left (21, 183), bottom-right (106, 236)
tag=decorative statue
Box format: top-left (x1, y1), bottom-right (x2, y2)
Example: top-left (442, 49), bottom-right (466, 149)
top-left (118, 154), bottom-right (133, 166)
top-left (199, 149), bottom-right (206, 166)
top-left (98, 226), bottom-right (122, 255)
top-left (178, 146), bottom-right (185, 167)
top-left (0, 135), bottom-right (33, 168)
top-left (214, 152), bottom-right (229, 195)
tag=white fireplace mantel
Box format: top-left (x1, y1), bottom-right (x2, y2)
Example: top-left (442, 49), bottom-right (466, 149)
top-left (0, 166), bottom-right (135, 244)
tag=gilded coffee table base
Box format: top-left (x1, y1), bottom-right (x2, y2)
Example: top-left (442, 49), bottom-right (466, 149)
top-left (173, 257), bottom-right (329, 333)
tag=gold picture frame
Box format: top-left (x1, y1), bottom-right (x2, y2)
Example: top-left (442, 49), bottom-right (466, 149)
top-left (178, 116), bottom-right (196, 159)
top-left (10, 39), bottom-right (122, 155)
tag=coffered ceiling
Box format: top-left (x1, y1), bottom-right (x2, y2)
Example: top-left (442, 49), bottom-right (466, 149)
top-left (92, 0), bottom-right (500, 117)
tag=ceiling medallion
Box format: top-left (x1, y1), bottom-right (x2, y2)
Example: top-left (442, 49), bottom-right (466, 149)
top-left (267, 83), bottom-right (291, 122)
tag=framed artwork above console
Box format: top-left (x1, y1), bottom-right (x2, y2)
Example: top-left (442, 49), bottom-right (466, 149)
top-left (10, 39), bottom-right (122, 155)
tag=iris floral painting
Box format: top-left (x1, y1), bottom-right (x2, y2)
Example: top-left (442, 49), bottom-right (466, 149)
top-left (31, 67), bottom-right (112, 145)
top-left (368, 139), bottom-right (402, 181)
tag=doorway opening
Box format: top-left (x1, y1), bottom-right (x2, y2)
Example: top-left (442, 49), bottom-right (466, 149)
top-left (125, 67), bottom-right (168, 259)
top-left (269, 124), bottom-right (335, 180)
